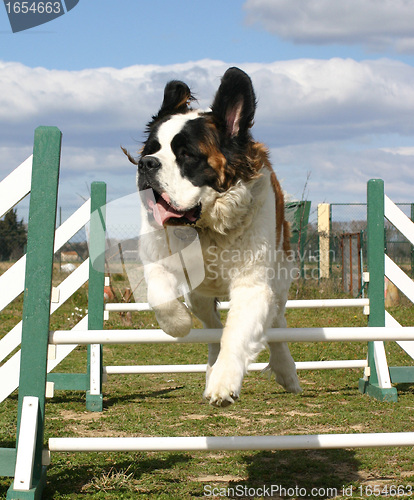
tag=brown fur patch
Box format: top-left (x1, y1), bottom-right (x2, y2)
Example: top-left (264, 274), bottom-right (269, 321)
top-left (199, 120), bottom-right (262, 191)
top-left (251, 142), bottom-right (291, 253)
top-left (121, 146), bottom-right (139, 165)
top-left (198, 134), bottom-right (228, 188)
top-left (198, 127), bottom-right (290, 252)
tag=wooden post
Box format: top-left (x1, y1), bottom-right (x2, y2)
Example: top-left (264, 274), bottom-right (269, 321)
top-left (318, 203), bottom-right (330, 279)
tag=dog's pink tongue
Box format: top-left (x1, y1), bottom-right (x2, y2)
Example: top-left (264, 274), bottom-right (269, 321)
top-left (147, 193), bottom-right (187, 226)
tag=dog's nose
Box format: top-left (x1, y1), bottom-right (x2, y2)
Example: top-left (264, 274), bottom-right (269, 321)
top-left (138, 156), bottom-right (161, 172)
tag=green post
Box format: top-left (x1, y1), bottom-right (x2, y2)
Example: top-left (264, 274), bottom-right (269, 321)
top-left (7, 127), bottom-right (62, 499)
top-left (358, 179), bottom-right (397, 402)
top-left (86, 182), bottom-right (107, 411)
top-left (286, 200), bottom-right (311, 278)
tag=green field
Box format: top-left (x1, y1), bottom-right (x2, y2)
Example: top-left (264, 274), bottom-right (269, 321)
top-left (1, 273), bottom-right (414, 499)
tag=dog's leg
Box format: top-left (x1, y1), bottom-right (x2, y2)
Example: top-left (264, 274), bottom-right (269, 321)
top-left (186, 293), bottom-right (222, 385)
top-left (146, 263), bottom-right (192, 337)
top-left (266, 310), bottom-right (302, 394)
top-left (204, 282), bottom-right (272, 407)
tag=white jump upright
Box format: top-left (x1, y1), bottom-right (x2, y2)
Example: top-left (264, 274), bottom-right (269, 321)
top-left (358, 179), bottom-right (414, 402)
top-left (1, 128), bottom-right (105, 498)
top-left (0, 152), bottom-right (95, 405)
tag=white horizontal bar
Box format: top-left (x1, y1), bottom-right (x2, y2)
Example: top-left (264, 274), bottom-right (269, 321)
top-left (104, 360), bottom-right (367, 375)
top-left (104, 298), bottom-right (369, 313)
top-left (286, 298), bottom-right (369, 308)
top-left (49, 432), bottom-right (414, 452)
top-left (49, 327), bottom-right (414, 345)
top-left (105, 364), bottom-right (209, 374)
top-left (297, 360), bottom-right (367, 369)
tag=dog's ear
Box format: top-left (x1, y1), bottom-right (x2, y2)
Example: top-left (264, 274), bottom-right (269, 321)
top-left (154, 80), bottom-right (195, 121)
top-left (211, 67), bottom-right (256, 141)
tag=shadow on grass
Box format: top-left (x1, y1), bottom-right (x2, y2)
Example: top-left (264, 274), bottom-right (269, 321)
top-left (299, 385), bottom-right (363, 399)
top-left (49, 386), bottom-right (187, 410)
top-left (395, 383), bottom-right (414, 394)
top-left (104, 386), bottom-right (187, 408)
top-left (233, 448), bottom-right (360, 499)
top-left (0, 447), bottom-right (368, 500)
top-left (43, 453), bottom-right (192, 498)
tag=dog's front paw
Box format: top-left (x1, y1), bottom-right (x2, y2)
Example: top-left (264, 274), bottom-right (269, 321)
top-left (204, 359), bottom-right (244, 407)
top-left (153, 300), bottom-right (192, 337)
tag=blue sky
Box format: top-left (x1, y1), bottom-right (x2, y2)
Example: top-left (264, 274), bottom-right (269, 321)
top-left (1, 0), bottom-right (414, 224)
top-left (3, 1), bottom-right (414, 69)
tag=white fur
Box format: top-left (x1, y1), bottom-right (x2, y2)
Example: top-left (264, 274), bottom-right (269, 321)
top-left (149, 112), bottom-right (209, 210)
top-left (138, 117), bottom-right (301, 407)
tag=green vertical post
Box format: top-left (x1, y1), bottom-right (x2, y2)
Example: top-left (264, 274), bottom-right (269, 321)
top-left (359, 179), bottom-right (397, 401)
top-left (7, 127), bottom-right (62, 499)
top-left (286, 200), bottom-right (311, 278)
top-left (86, 182), bottom-right (106, 411)
top-left (367, 179), bottom-right (385, 330)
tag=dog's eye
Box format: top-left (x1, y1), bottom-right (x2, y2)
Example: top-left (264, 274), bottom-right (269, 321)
top-left (144, 140), bottom-right (161, 156)
top-left (177, 147), bottom-right (190, 160)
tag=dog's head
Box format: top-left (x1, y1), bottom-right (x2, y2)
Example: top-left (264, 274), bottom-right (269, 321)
top-left (125, 67), bottom-right (263, 227)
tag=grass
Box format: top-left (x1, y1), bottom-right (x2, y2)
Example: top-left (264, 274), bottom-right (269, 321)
top-left (1, 269), bottom-right (414, 499)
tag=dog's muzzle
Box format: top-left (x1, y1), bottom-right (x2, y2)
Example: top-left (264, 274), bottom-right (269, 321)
top-left (138, 156), bottom-right (161, 173)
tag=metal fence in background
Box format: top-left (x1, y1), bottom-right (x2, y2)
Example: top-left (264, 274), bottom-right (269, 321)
top-left (2, 199), bottom-right (414, 299)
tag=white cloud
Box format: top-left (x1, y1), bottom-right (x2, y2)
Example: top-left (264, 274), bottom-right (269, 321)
top-left (1, 58), bottom-right (414, 218)
top-left (380, 147), bottom-right (414, 156)
top-left (2, 57), bottom-right (414, 151)
top-left (272, 141), bottom-right (414, 207)
top-left (244, 0), bottom-right (414, 52)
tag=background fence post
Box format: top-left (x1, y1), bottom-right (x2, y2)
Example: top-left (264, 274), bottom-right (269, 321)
top-left (7, 127), bottom-right (62, 499)
top-left (318, 203), bottom-right (330, 279)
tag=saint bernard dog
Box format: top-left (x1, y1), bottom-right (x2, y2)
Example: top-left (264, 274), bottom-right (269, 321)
top-left (123, 67), bottom-right (301, 407)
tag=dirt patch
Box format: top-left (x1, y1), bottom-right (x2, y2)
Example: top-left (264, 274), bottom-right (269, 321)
top-left (285, 410), bottom-right (322, 417)
top-left (194, 474), bottom-right (245, 483)
top-left (66, 425), bottom-right (131, 437)
top-left (58, 410), bottom-right (103, 421)
top-left (186, 414), bottom-right (207, 420)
